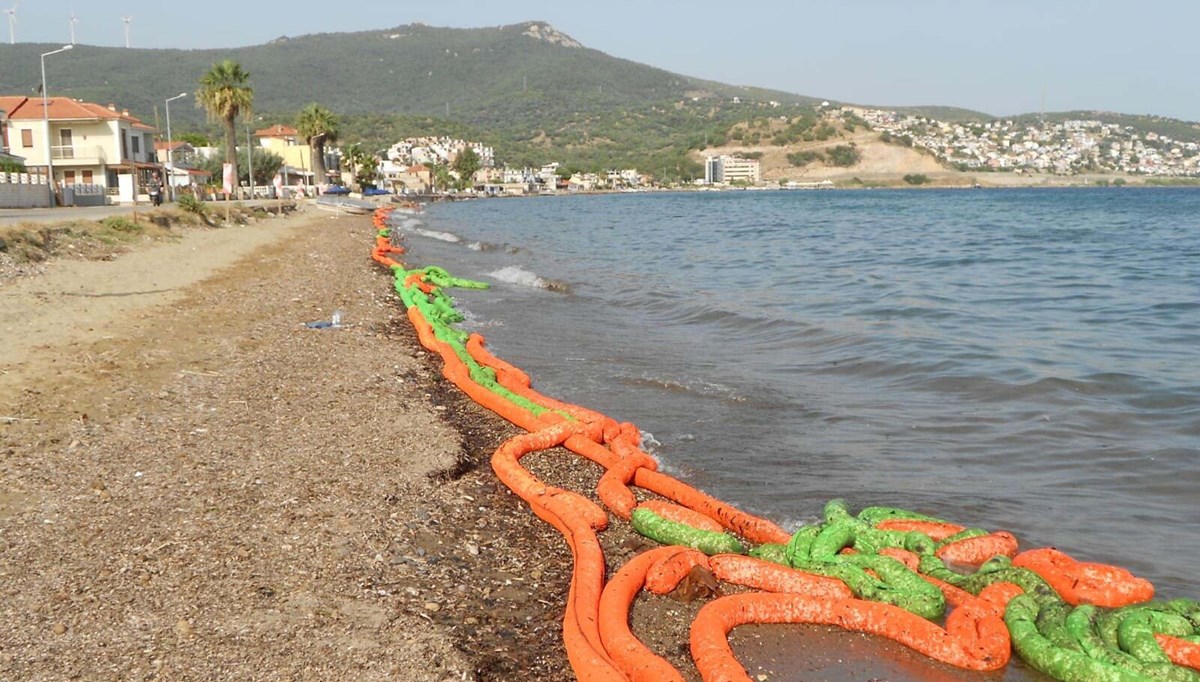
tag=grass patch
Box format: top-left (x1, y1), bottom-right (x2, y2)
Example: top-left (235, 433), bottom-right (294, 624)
top-left (0, 209), bottom-right (206, 265)
top-left (1142, 177), bottom-right (1200, 186)
top-left (101, 216), bottom-right (141, 233)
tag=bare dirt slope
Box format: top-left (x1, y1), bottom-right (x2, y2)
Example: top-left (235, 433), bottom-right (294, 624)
top-left (700, 130), bottom-right (947, 184)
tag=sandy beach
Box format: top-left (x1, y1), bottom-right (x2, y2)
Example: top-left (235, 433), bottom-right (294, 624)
top-left (0, 207), bottom-right (608, 681)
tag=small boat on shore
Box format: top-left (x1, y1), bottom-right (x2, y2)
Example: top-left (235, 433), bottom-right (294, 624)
top-left (314, 195), bottom-right (376, 215)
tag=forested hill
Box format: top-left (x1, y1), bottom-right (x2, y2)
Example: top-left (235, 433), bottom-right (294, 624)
top-left (0, 22), bottom-right (813, 128)
top-left (3, 22), bottom-right (1196, 175)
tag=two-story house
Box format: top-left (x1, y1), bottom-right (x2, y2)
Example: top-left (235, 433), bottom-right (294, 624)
top-left (255, 124), bottom-right (314, 185)
top-left (0, 96), bottom-right (163, 204)
top-left (155, 140), bottom-right (211, 190)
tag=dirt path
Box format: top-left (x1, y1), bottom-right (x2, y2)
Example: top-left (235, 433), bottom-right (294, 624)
top-left (0, 217), bottom-right (286, 395)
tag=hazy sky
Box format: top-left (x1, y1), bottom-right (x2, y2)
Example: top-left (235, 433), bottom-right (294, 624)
top-left (6, 0), bottom-right (1198, 120)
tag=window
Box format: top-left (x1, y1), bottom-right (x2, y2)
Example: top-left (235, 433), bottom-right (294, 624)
top-left (121, 130), bottom-right (128, 159)
top-left (82, 170), bottom-right (93, 184)
top-left (21, 129), bottom-right (33, 148)
top-left (58, 129), bottom-right (74, 159)
top-left (132, 135), bottom-right (140, 154)
top-left (64, 170), bottom-right (76, 184)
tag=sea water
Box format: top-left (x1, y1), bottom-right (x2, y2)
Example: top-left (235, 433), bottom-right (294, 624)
top-left (392, 188), bottom-right (1198, 671)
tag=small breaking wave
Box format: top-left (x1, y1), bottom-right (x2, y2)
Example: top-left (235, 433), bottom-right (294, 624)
top-left (460, 308), bottom-right (505, 330)
top-left (468, 241), bottom-right (500, 252)
top-left (488, 265), bottom-right (571, 293)
top-left (618, 373), bottom-right (748, 404)
top-left (639, 431), bottom-right (662, 455)
top-left (410, 226), bottom-right (462, 243)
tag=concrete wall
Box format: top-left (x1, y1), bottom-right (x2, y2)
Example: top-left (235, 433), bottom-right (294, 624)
top-left (0, 173), bottom-right (53, 208)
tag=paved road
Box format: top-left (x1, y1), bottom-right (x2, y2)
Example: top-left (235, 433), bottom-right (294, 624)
top-left (0, 200), bottom-right (291, 227)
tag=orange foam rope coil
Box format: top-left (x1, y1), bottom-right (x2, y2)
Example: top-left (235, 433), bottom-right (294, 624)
top-left (1012, 547), bottom-right (1155, 607)
top-left (598, 546), bottom-right (695, 682)
top-left (689, 592), bottom-right (1011, 681)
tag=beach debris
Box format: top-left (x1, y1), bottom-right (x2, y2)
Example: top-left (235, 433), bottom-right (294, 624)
top-left (303, 310), bottom-right (343, 329)
top-left (669, 565), bottom-right (722, 603)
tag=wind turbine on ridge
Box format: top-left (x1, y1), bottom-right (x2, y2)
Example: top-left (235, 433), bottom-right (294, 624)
top-left (4, 1), bottom-right (17, 46)
top-left (69, 9), bottom-right (78, 45)
top-left (121, 15), bottom-right (132, 48)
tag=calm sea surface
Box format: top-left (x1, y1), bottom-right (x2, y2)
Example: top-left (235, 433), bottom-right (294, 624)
top-left (394, 188), bottom-right (1198, 619)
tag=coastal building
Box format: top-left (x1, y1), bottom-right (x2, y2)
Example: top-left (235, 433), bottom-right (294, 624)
top-left (704, 156), bottom-right (721, 184)
top-left (567, 172), bottom-right (601, 192)
top-left (387, 136), bottom-right (495, 169)
top-left (0, 105), bottom-right (50, 209)
top-left (0, 95), bottom-right (162, 204)
top-left (854, 106), bottom-right (1200, 177)
top-left (255, 124), bottom-right (315, 180)
top-left (537, 163), bottom-right (561, 188)
top-left (381, 161), bottom-right (432, 194)
top-left (704, 155), bottom-right (761, 185)
top-left (603, 168), bottom-right (643, 189)
top-left (154, 140), bottom-right (211, 190)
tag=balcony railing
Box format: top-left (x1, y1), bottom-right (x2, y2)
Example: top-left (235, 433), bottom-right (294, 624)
top-left (51, 145), bottom-right (108, 163)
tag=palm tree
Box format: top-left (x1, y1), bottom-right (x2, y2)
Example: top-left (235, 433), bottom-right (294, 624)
top-left (341, 143), bottom-right (380, 191)
top-left (296, 103), bottom-right (338, 190)
top-left (195, 60), bottom-right (253, 195)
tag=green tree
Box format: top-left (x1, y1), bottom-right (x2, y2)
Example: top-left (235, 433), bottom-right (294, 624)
top-left (245, 147), bottom-right (284, 186)
top-left (341, 143), bottom-right (380, 190)
top-left (296, 103), bottom-right (339, 187)
top-left (195, 60), bottom-right (254, 192)
top-left (429, 163), bottom-right (454, 193)
top-left (787, 150), bottom-right (823, 166)
top-left (196, 145), bottom-right (283, 186)
top-left (177, 132), bottom-right (212, 147)
top-left (452, 147), bottom-right (481, 190)
top-left (826, 144), bottom-right (861, 167)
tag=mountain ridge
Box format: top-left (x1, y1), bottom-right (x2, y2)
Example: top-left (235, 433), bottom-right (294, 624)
top-left (1, 21), bottom-right (1196, 175)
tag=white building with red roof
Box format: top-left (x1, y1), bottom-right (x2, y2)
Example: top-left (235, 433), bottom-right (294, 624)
top-left (0, 96), bottom-right (163, 204)
top-left (154, 140), bottom-right (211, 190)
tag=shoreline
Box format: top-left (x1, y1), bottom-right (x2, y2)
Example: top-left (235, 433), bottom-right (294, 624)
top-left (1, 202), bottom-right (917, 681)
top-left (3, 199), bottom-right (1137, 681)
top-left (418, 178), bottom-right (1200, 204)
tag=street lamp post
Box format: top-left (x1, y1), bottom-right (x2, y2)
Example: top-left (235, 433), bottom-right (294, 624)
top-left (245, 122), bottom-right (254, 200)
top-left (40, 44), bottom-right (74, 207)
top-left (164, 92), bottom-right (187, 202)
